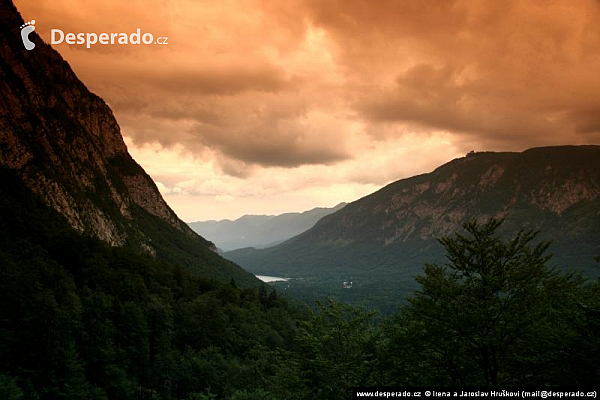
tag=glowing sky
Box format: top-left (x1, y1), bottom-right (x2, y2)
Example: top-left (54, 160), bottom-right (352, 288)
top-left (15, 0), bottom-right (600, 221)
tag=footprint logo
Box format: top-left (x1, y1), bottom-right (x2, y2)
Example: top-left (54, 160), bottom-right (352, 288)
top-left (20, 20), bottom-right (36, 50)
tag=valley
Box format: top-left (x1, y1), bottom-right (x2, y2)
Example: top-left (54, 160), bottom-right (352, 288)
top-left (188, 203), bottom-right (346, 251)
top-left (227, 147), bottom-right (600, 312)
top-left (2, 0), bottom-right (600, 396)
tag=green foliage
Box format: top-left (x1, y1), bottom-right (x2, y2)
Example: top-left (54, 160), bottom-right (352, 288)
top-left (227, 388), bottom-right (278, 400)
top-left (0, 168), bottom-right (303, 399)
top-left (561, 277), bottom-right (600, 384)
top-left (127, 203), bottom-right (259, 288)
top-left (227, 147), bottom-right (600, 313)
top-left (292, 299), bottom-right (380, 399)
top-left (0, 374), bottom-right (24, 400)
top-left (1, 167), bottom-right (599, 397)
top-left (383, 219), bottom-right (590, 386)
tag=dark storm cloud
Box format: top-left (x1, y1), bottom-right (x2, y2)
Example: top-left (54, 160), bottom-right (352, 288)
top-left (189, 116), bottom-right (351, 168)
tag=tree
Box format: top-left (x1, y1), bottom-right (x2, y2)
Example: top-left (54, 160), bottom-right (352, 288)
top-left (295, 299), bottom-right (380, 399)
top-left (564, 278), bottom-right (600, 385)
top-left (0, 374), bottom-right (24, 400)
top-left (395, 219), bottom-right (582, 385)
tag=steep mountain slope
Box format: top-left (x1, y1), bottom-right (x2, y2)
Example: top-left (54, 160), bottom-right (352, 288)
top-left (0, 1), bottom-right (258, 286)
top-left (189, 203), bottom-right (347, 251)
top-left (227, 146), bottom-right (600, 309)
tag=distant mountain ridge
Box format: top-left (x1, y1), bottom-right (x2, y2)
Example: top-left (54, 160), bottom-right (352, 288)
top-left (0, 1), bottom-right (258, 286)
top-left (189, 203), bottom-right (347, 251)
top-left (226, 146), bottom-right (600, 309)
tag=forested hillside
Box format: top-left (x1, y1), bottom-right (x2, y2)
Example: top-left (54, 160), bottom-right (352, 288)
top-left (1, 0), bottom-right (599, 396)
top-left (1, 169), bottom-right (599, 398)
top-left (0, 0), bottom-right (257, 287)
top-left (227, 146), bottom-right (600, 312)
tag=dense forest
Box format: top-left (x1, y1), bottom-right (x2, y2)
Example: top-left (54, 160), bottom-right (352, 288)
top-left (1, 168), bottom-right (599, 399)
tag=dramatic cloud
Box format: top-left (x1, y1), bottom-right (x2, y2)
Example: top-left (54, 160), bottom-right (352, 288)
top-left (15, 0), bottom-right (600, 220)
top-left (304, 0), bottom-right (600, 147)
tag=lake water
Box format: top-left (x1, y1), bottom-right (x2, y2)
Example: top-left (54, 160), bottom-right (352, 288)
top-left (256, 275), bottom-right (289, 282)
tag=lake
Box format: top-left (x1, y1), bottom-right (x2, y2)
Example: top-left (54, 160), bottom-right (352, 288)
top-left (256, 275), bottom-right (289, 283)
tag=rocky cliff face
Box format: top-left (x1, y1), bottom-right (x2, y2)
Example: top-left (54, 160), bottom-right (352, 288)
top-left (0, 1), bottom-right (258, 286)
top-left (0, 1), bottom-right (193, 249)
top-left (227, 146), bottom-right (600, 282)
top-left (225, 145), bottom-right (600, 310)
top-left (323, 146), bottom-right (600, 245)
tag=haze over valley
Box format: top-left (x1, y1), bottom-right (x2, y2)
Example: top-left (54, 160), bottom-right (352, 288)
top-left (188, 203), bottom-right (346, 251)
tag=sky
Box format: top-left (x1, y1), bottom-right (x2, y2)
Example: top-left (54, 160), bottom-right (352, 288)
top-left (15, 0), bottom-right (600, 222)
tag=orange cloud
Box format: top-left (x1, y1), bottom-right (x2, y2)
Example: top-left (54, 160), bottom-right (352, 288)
top-left (14, 0), bottom-right (600, 220)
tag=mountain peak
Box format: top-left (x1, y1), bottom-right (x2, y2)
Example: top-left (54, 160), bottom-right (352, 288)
top-left (0, 0), bottom-right (257, 285)
top-left (227, 146), bottom-right (600, 308)
top-left (0, 1), bottom-right (188, 246)
top-left (189, 203), bottom-right (347, 251)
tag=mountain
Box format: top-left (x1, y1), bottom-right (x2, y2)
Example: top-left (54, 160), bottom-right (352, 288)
top-left (0, 1), bottom-right (258, 286)
top-left (0, 4), bottom-right (313, 398)
top-left (188, 203), bottom-right (347, 251)
top-left (226, 146), bottom-right (600, 311)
